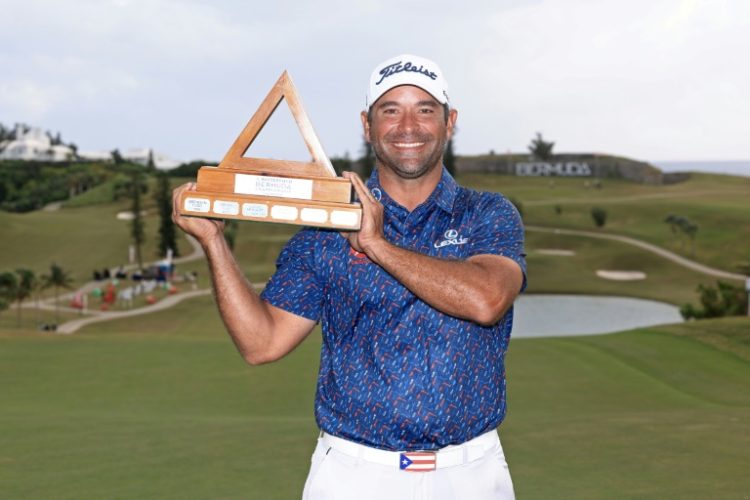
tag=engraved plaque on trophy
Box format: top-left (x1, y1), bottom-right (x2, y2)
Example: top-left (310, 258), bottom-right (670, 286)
top-left (178, 71), bottom-right (362, 230)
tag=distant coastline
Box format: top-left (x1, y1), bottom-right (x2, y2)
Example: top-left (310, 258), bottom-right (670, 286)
top-left (652, 160), bottom-right (750, 178)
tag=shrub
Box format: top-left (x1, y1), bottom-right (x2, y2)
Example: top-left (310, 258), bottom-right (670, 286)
top-left (591, 207), bottom-right (607, 228)
top-left (680, 280), bottom-right (748, 320)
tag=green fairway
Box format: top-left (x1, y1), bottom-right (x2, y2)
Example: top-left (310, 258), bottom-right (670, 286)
top-left (1, 301), bottom-right (749, 499)
top-left (503, 317), bottom-right (750, 499)
top-left (0, 296), bottom-right (320, 499)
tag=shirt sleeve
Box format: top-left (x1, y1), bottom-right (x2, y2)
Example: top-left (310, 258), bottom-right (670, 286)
top-left (260, 228), bottom-right (325, 321)
top-left (467, 192), bottom-right (528, 291)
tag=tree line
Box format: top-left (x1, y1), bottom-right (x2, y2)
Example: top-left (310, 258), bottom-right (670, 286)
top-left (0, 161), bottom-right (111, 212)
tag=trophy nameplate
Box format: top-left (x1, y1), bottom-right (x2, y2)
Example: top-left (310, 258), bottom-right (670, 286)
top-left (178, 71), bottom-right (362, 230)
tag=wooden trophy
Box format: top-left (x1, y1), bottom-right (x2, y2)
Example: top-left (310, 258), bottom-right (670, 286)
top-left (178, 71), bottom-right (362, 230)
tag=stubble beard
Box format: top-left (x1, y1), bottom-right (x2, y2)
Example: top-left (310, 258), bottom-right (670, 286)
top-left (371, 131), bottom-right (447, 180)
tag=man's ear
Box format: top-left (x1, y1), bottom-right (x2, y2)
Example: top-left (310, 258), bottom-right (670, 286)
top-left (360, 111), bottom-right (371, 143)
top-left (446, 108), bottom-right (458, 140)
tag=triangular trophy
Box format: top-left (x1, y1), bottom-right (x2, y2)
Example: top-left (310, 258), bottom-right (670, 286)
top-left (178, 71), bottom-right (362, 230)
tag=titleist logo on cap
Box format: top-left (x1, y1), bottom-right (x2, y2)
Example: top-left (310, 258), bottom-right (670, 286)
top-left (366, 54), bottom-right (449, 109)
top-left (375, 61), bottom-right (438, 86)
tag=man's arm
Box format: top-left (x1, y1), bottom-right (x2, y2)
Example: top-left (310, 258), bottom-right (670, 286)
top-left (172, 183), bottom-right (316, 364)
top-left (343, 173), bottom-right (524, 326)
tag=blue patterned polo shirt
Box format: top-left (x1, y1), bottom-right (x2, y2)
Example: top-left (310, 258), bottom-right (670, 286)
top-left (260, 167), bottom-right (526, 451)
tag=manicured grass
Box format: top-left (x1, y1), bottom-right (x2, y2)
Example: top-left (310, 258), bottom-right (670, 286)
top-left (0, 203), bottom-right (191, 283)
top-left (1, 301), bottom-right (748, 499)
top-left (458, 172), bottom-right (750, 273)
top-left (524, 231), bottom-right (720, 305)
top-left (2, 170), bottom-right (748, 500)
top-left (1, 172), bottom-right (745, 329)
top-left (62, 178), bottom-right (119, 208)
top-left (0, 297), bottom-right (320, 499)
top-left (504, 317), bottom-right (750, 499)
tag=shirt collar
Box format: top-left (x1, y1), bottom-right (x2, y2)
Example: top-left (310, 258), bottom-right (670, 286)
top-left (366, 166), bottom-right (458, 214)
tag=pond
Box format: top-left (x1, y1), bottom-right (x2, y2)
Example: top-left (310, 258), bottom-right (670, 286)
top-left (512, 294), bottom-right (683, 338)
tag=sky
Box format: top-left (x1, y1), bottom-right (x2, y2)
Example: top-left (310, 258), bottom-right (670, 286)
top-left (1, 0), bottom-right (748, 165)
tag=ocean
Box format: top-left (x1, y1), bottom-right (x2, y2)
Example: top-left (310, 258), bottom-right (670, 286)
top-left (652, 160), bottom-right (750, 178)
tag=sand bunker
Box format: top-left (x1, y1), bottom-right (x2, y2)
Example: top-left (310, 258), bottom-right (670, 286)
top-left (536, 249), bottom-right (576, 256)
top-left (116, 210), bottom-right (147, 220)
top-left (596, 270), bottom-right (647, 281)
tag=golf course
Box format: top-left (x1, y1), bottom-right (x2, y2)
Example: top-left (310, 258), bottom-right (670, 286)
top-left (1, 171), bottom-right (749, 499)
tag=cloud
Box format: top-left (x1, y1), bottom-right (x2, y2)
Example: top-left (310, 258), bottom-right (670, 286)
top-left (451, 0), bottom-right (750, 159)
top-left (0, 0), bottom-right (748, 161)
top-left (0, 80), bottom-right (64, 119)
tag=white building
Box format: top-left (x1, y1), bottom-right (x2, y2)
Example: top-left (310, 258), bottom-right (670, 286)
top-left (78, 148), bottom-right (181, 170)
top-left (122, 148), bottom-right (181, 170)
top-left (0, 125), bottom-right (75, 162)
top-left (0, 124), bottom-right (182, 170)
top-left (77, 150), bottom-right (113, 162)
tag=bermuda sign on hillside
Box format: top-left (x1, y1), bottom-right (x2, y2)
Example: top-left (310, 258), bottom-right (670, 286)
top-left (516, 162), bottom-right (592, 176)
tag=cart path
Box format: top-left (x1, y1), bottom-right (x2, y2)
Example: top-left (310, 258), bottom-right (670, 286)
top-left (31, 234), bottom-right (205, 307)
top-left (56, 282), bottom-right (266, 334)
top-left (527, 226), bottom-right (747, 281)
top-left (56, 288), bottom-right (213, 334)
top-left (38, 234), bottom-right (210, 334)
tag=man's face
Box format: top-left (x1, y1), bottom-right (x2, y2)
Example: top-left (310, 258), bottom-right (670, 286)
top-left (362, 85), bottom-right (457, 180)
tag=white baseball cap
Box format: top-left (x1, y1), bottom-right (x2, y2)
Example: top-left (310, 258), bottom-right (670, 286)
top-left (366, 54), bottom-right (450, 110)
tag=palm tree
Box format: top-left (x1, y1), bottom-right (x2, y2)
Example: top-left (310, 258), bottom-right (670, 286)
top-left (42, 263), bottom-right (74, 324)
top-left (14, 268), bottom-right (36, 326)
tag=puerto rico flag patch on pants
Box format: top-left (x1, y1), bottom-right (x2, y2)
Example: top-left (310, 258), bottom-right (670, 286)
top-left (399, 452), bottom-right (436, 472)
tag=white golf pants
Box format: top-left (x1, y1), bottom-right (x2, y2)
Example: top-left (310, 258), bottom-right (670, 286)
top-left (302, 430), bottom-right (515, 500)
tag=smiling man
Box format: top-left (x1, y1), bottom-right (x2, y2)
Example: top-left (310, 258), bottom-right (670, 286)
top-left (173, 54), bottom-right (526, 500)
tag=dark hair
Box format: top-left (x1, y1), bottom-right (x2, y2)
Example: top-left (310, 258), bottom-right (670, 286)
top-left (367, 102), bottom-right (451, 125)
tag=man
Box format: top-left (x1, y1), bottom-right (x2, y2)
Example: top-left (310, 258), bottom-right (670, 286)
top-left (172, 54), bottom-right (526, 499)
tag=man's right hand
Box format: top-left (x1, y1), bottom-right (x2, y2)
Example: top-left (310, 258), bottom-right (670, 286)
top-left (171, 182), bottom-right (225, 246)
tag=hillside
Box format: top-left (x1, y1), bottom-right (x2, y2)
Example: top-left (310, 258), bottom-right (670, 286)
top-left (1, 171), bottom-right (747, 330)
top-left (458, 171), bottom-right (750, 274)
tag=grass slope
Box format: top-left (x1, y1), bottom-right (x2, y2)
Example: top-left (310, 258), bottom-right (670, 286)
top-left (524, 231), bottom-right (716, 305)
top-left (0, 202), bottom-right (191, 282)
top-left (458, 172), bottom-right (750, 273)
top-left (1, 303), bottom-right (749, 499)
